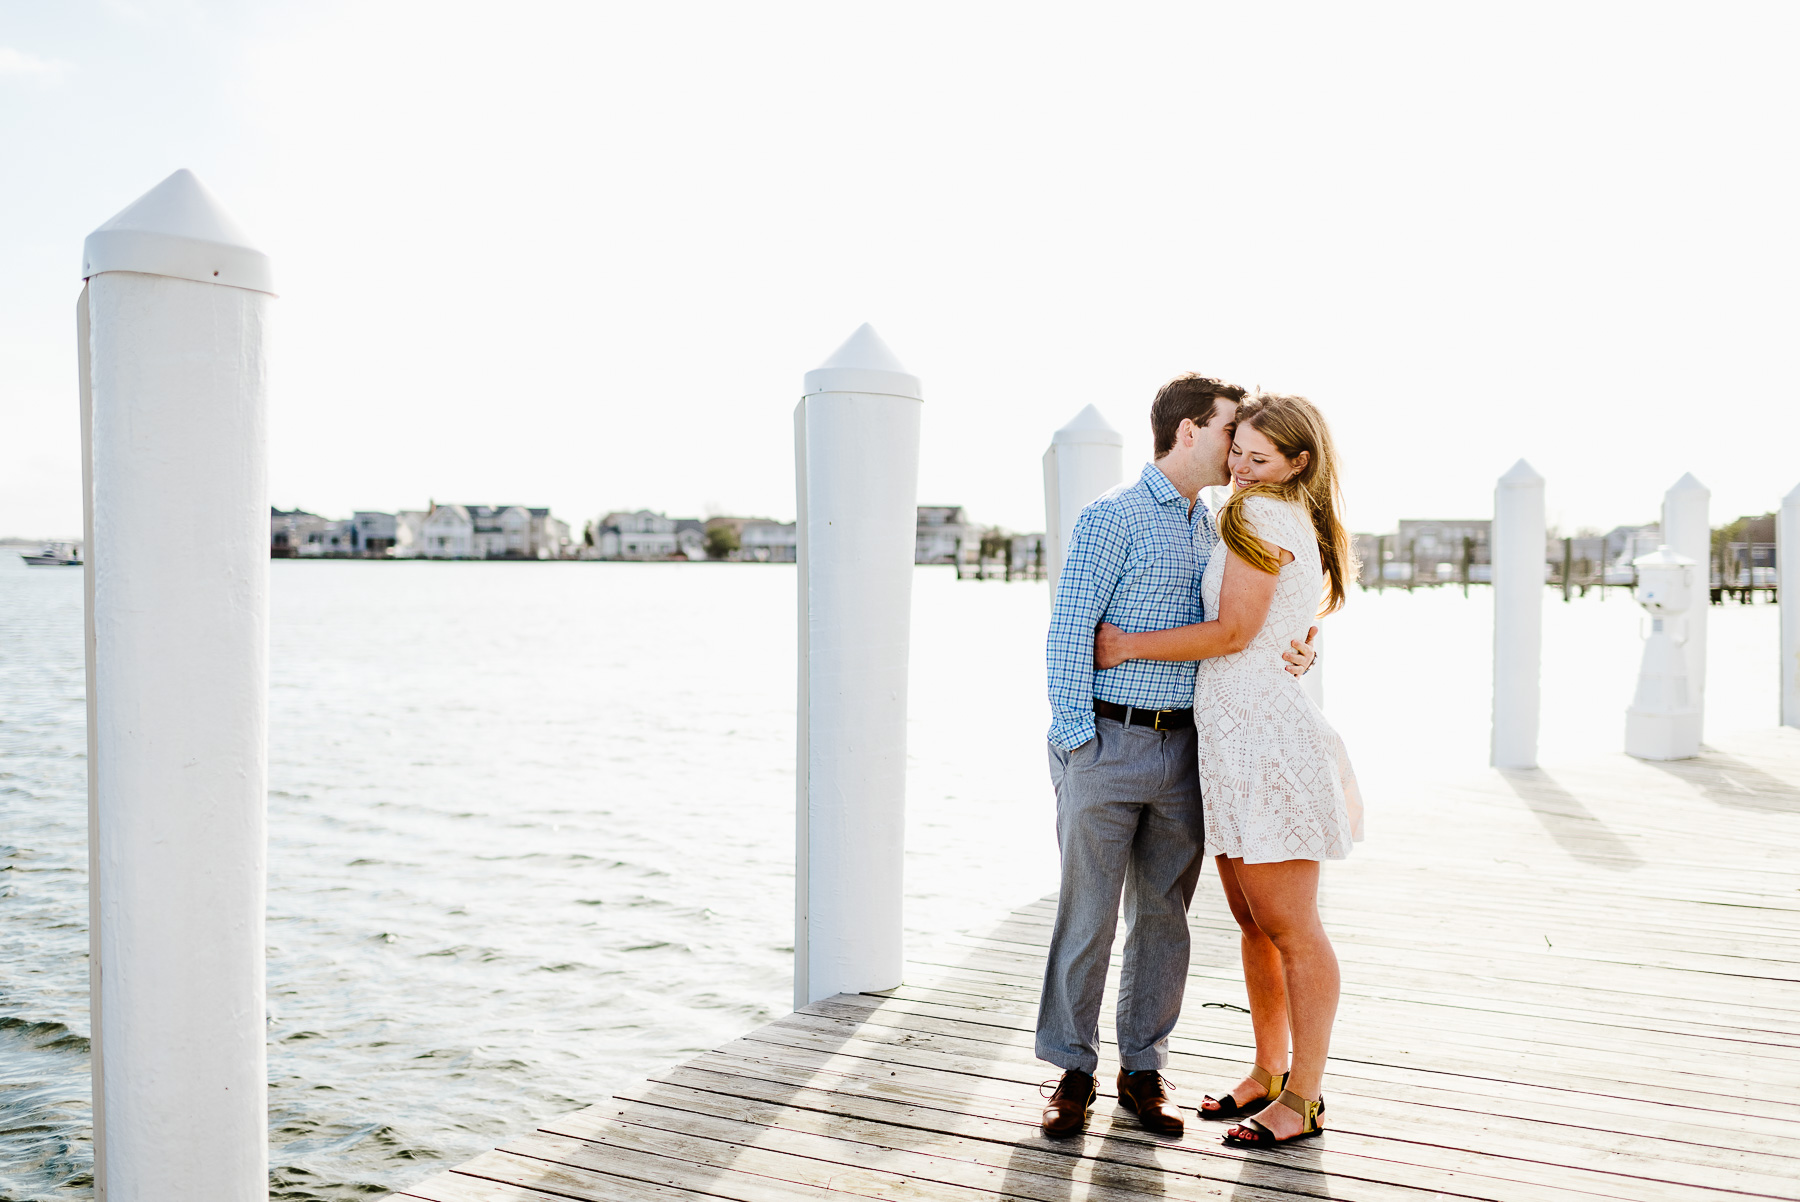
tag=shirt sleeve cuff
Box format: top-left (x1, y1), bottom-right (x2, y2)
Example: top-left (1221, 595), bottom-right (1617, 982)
top-left (1048, 713), bottom-right (1096, 752)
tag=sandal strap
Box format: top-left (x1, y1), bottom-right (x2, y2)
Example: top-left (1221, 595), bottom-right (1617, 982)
top-left (1248, 1065), bottom-right (1288, 1099)
top-left (1273, 1088), bottom-right (1322, 1131)
top-left (1226, 1116), bottom-right (1275, 1146)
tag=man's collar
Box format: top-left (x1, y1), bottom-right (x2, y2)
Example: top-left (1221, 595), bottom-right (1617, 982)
top-left (1141, 462), bottom-right (1184, 506)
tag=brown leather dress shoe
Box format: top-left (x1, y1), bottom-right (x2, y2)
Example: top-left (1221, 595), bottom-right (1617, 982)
top-left (1117, 1069), bottom-right (1184, 1135)
top-left (1039, 1070), bottom-right (1097, 1137)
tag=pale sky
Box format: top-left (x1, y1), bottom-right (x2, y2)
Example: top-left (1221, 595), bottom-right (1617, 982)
top-left (3, 2), bottom-right (1796, 540)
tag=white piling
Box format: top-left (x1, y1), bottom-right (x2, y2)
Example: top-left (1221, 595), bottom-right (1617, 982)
top-left (1781, 484), bottom-right (1800, 728)
top-left (794, 324), bottom-right (922, 1007)
top-left (1491, 460), bottom-right (1545, 769)
top-left (81, 169), bottom-right (274, 1201)
top-left (1042, 405), bottom-right (1125, 598)
top-left (1661, 474), bottom-right (1711, 740)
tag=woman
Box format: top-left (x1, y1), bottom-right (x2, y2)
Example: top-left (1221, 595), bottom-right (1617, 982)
top-left (1094, 393), bottom-right (1362, 1148)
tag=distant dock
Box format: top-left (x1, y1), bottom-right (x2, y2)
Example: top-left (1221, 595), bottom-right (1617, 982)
top-left (400, 730), bottom-right (1800, 1202)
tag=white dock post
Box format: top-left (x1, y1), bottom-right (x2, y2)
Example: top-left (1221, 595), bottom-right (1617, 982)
top-left (81, 169), bottom-right (274, 1201)
top-left (1661, 474), bottom-right (1711, 740)
top-left (1042, 405), bottom-right (1125, 599)
top-left (1781, 484), bottom-right (1800, 728)
top-left (794, 324), bottom-right (922, 1008)
top-left (1491, 460), bottom-right (1545, 769)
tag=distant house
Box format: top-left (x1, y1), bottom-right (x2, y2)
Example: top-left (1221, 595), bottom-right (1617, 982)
top-left (390, 503), bottom-right (571, 559)
top-left (1722, 514), bottom-right (1776, 588)
top-left (1353, 520), bottom-right (1491, 585)
top-left (1603, 523), bottom-right (1661, 580)
top-left (741, 519), bottom-right (797, 562)
top-left (351, 511), bottom-right (397, 556)
top-left (1396, 519), bottom-right (1491, 583)
top-left (674, 519), bottom-right (707, 560)
top-left (1549, 534), bottom-right (1607, 581)
top-left (1011, 532), bottom-right (1045, 571)
top-left (916, 505), bottom-right (967, 564)
top-left (535, 510), bottom-right (573, 559)
top-left (271, 510), bottom-right (400, 558)
top-left (689, 515), bottom-right (797, 562)
top-left (594, 510), bottom-right (679, 559)
top-left (393, 510), bottom-right (428, 557)
top-left (270, 508), bottom-right (334, 557)
top-left (419, 504), bottom-right (474, 557)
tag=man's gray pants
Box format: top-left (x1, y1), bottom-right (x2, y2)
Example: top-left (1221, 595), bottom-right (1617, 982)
top-left (1036, 716), bottom-right (1204, 1075)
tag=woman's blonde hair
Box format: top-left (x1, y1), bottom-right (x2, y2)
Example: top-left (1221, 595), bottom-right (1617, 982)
top-left (1217, 393), bottom-right (1357, 616)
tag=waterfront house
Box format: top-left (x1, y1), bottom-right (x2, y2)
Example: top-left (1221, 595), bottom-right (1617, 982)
top-left (1354, 520), bottom-right (1492, 585)
top-left (1011, 532), bottom-right (1046, 574)
top-left (351, 511), bottom-right (397, 556)
top-left (419, 504), bottom-right (475, 557)
top-left (741, 519), bottom-right (798, 562)
top-left (1398, 519), bottom-right (1491, 583)
top-left (674, 519), bottom-right (707, 560)
top-left (272, 510), bottom-right (400, 558)
top-left (1601, 523), bottom-right (1661, 582)
top-left (593, 510), bottom-right (679, 559)
top-left (270, 508), bottom-right (335, 557)
top-left (688, 516), bottom-right (798, 562)
top-left (535, 510), bottom-right (573, 559)
top-left (916, 505), bottom-right (967, 564)
top-left (468, 505), bottom-right (530, 558)
top-left (393, 510), bottom-right (427, 557)
top-left (1718, 513), bottom-right (1776, 591)
top-left (392, 504), bottom-right (571, 559)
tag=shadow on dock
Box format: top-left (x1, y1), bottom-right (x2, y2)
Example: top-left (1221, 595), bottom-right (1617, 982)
top-left (1644, 751), bottom-right (1800, 815)
top-left (1497, 768), bottom-right (1647, 870)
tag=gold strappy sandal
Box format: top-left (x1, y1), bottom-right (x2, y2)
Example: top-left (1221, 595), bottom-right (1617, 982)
top-left (1199, 1064), bottom-right (1287, 1121)
top-left (1221, 1088), bottom-right (1324, 1147)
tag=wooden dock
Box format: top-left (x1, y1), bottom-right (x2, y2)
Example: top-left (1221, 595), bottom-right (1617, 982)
top-left (398, 729), bottom-right (1800, 1202)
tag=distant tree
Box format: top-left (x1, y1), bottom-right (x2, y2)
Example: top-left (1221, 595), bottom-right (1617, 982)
top-left (582, 521), bottom-right (594, 547)
top-left (705, 524), bottom-right (740, 560)
top-left (979, 527), bottom-right (1010, 560)
top-left (1712, 516), bottom-right (1749, 554)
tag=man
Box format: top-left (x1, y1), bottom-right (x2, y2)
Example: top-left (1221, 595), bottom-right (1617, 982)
top-left (1037, 374), bottom-right (1315, 1137)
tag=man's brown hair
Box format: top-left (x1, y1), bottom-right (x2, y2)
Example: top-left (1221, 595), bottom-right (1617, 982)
top-left (1150, 374), bottom-right (1247, 456)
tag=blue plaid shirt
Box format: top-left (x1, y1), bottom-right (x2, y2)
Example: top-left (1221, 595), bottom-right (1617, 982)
top-left (1046, 462), bottom-right (1218, 751)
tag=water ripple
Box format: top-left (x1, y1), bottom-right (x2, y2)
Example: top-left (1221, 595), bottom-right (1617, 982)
top-left (1, 557), bottom-right (1062, 1200)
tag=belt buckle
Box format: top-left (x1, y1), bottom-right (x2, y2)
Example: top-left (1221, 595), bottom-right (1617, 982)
top-left (1153, 709), bottom-right (1173, 731)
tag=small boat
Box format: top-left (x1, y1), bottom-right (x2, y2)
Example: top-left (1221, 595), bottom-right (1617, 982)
top-left (21, 541), bottom-right (82, 567)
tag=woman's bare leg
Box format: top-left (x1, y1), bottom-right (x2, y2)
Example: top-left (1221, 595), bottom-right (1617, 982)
top-left (1230, 858), bottom-right (1338, 1138)
top-left (1200, 855), bottom-right (1290, 1112)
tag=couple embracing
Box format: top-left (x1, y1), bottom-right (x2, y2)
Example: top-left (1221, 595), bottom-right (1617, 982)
top-left (1036, 374), bottom-right (1364, 1150)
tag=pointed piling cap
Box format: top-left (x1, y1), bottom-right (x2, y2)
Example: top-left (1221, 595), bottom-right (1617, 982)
top-left (1667, 471), bottom-right (1710, 498)
top-left (1785, 481), bottom-right (1800, 506)
top-left (1497, 458), bottom-right (1543, 488)
top-left (83, 169), bottom-right (274, 295)
top-left (803, 323), bottom-right (921, 399)
top-left (1052, 404), bottom-right (1124, 447)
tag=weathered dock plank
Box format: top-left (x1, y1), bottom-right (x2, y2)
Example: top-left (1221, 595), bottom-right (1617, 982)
top-left (399, 728), bottom-right (1800, 1201)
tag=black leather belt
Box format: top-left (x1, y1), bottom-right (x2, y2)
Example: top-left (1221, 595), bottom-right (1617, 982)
top-left (1093, 699), bottom-right (1194, 731)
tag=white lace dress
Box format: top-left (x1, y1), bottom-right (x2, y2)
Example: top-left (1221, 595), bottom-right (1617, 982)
top-left (1196, 495), bottom-right (1364, 863)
